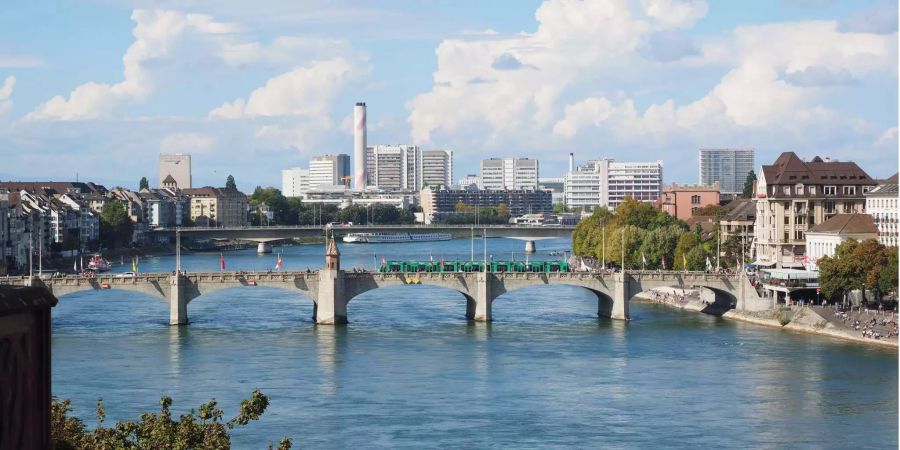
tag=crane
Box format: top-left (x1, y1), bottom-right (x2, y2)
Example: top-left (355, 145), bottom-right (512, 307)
top-left (341, 175), bottom-right (352, 193)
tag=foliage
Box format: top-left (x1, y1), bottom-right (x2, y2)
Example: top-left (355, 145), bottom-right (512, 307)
top-left (742, 170), bottom-right (757, 199)
top-left (139, 177), bottom-right (149, 191)
top-left (99, 201), bottom-right (133, 249)
top-left (225, 175), bottom-right (237, 191)
top-left (818, 238), bottom-right (897, 306)
top-left (51, 390), bottom-right (291, 449)
top-left (247, 186), bottom-right (415, 226)
top-left (691, 204), bottom-right (723, 217)
top-left (552, 203), bottom-right (568, 214)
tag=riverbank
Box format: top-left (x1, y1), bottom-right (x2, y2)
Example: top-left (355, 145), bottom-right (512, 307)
top-left (635, 288), bottom-right (899, 349)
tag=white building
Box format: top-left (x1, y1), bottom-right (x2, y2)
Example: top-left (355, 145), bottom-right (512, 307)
top-left (565, 158), bottom-right (663, 211)
top-left (480, 158), bottom-right (539, 190)
top-left (865, 174), bottom-right (898, 247)
top-left (366, 145), bottom-right (419, 191)
top-left (309, 154), bottom-right (351, 189)
top-left (457, 174), bottom-right (480, 189)
top-left (419, 149), bottom-right (453, 188)
top-left (699, 148), bottom-right (755, 196)
top-left (805, 214), bottom-right (879, 270)
top-left (158, 153), bottom-right (192, 189)
top-left (282, 168), bottom-right (310, 197)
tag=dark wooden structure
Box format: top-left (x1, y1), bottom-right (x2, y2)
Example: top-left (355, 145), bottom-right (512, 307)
top-left (0, 285), bottom-right (57, 450)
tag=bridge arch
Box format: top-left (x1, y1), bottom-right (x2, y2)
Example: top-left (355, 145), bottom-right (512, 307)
top-left (37, 279), bottom-right (170, 302)
top-left (491, 283), bottom-right (617, 321)
top-left (185, 285), bottom-right (316, 325)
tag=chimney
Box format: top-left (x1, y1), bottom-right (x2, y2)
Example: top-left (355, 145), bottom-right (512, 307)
top-left (568, 153), bottom-right (574, 173)
top-left (353, 102), bottom-right (367, 191)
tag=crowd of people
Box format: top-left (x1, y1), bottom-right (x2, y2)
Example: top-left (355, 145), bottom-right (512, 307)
top-left (829, 308), bottom-right (899, 340)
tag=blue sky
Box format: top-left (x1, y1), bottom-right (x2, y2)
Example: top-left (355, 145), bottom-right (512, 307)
top-left (0, 0), bottom-right (896, 191)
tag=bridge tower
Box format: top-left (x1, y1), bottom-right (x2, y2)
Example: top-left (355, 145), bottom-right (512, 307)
top-left (316, 236), bottom-right (348, 324)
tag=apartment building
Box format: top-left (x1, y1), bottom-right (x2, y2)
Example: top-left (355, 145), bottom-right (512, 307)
top-left (419, 149), bottom-right (453, 188)
top-left (420, 186), bottom-right (552, 223)
top-left (183, 187), bottom-right (249, 227)
top-left (805, 214), bottom-right (879, 270)
top-left (865, 173), bottom-right (898, 247)
top-left (699, 148), bottom-right (755, 196)
top-left (366, 145), bottom-right (419, 190)
top-left (282, 168), bottom-right (310, 197)
top-left (754, 152), bottom-right (876, 268)
top-left (565, 158), bottom-right (663, 211)
top-left (480, 158), bottom-right (539, 190)
top-left (309, 154), bottom-right (351, 188)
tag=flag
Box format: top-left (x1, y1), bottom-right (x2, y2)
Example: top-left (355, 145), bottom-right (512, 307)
top-left (220, 253), bottom-right (226, 271)
top-left (683, 254), bottom-right (687, 271)
top-left (275, 254), bottom-right (283, 270)
top-left (132, 257), bottom-right (137, 273)
top-left (73, 259), bottom-right (77, 272)
top-left (641, 253), bottom-right (646, 266)
top-left (706, 256), bottom-right (712, 271)
top-left (662, 255), bottom-right (667, 270)
top-left (381, 256), bottom-right (386, 267)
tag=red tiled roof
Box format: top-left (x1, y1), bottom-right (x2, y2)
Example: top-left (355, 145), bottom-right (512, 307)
top-left (807, 214), bottom-right (878, 235)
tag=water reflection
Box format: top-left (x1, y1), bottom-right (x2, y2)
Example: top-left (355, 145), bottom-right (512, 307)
top-left (314, 325), bottom-right (340, 396)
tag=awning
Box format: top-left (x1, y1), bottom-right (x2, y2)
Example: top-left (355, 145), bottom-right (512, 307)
top-left (750, 260), bottom-right (776, 267)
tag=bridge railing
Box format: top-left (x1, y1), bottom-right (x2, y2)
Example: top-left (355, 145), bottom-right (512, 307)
top-left (153, 224), bottom-right (576, 232)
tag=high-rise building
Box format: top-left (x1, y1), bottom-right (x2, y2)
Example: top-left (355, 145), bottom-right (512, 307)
top-left (457, 174), bottom-right (480, 189)
top-left (565, 158), bottom-right (663, 211)
top-left (699, 148), bottom-right (755, 196)
top-left (366, 145), bottom-right (419, 191)
top-left (479, 158), bottom-right (539, 190)
top-left (419, 149), bottom-right (453, 188)
top-left (309, 154), bottom-right (351, 188)
top-left (754, 152), bottom-right (876, 268)
top-left (281, 168), bottom-right (310, 197)
top-left (158, 154), bottom-right (192, 189)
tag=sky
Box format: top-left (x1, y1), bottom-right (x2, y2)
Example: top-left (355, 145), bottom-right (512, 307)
top-left (0, 0), bottom-right (897, 192)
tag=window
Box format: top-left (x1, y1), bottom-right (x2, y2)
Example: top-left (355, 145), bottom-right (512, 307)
top-left (825, 201), bottom-right (836, 214)
top-left (808, 186), bottom-right (816, 195)
top-left (824, 186), bottom-right (836, 196)
top-left (691, 195), bottom-right (701, 204)
top-left (863, 186), bottom-right (872, 193)
top-left (843, 186), bottom-right (856, 196)
top-left (783, 186), bottom-right (791, 195)
top-left (796, 184), bottom-right (804, 195)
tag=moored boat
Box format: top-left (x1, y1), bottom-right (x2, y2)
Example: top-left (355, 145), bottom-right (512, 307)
top-left (342, 232), bottom-right (452, 243)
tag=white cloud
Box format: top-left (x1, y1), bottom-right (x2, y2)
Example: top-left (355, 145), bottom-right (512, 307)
top-left (0, 56), bottom-right (45, 68)
top-left (160, 132), bottom-right (214, 154)
top-left (641, 0), bottom-right (708, 28)
top-left (875, 126), bottom-right (898, 147)
top-left (0, 75), bottom-right (14, 115)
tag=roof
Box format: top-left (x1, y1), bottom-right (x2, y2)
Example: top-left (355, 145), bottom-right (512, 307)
top-left (182, 187), bottom-right (246, 198)
top-left (761, 152), bottom-right (875, 186)
top-left (326, 237), bottom-right (340, 256)
top-left (0, 181), bottom-right (106, 195)
top-left (807, 213), bottom-right (878, 235)
top-left (721, 198), bottom-right (756, 222)
top-left (866, 183), bottom-right (898, 197)
top-left (162, 174), bottom-right (177, 184)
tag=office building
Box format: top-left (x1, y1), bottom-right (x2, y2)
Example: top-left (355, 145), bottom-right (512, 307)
top-left (565, 158), bottom-right (663, 211)
top-left (699, 148), bottom-right (754, 196)
top-left (480, 158), bottom-right (539, 190)
top-left (282, 168), bottom-right (310, 197)
top-left (158, 153), bottom-right (192, 189)
top-left (419, 149), bottom-right (453, 188)
top-left (753, 152), bottom-right (876, 268)
top-left (366, 145), bottom-right (419, 191)
top-left (539, 177), bottom-right (566, 205)
top-left (866, 173), bottom-right (898, 247)
top-left (457, 174), bottom-right (480, 189)
top-left (659, 182), bottom-right (720, 221)
top-left (309, 154), bottom-right (350, 188)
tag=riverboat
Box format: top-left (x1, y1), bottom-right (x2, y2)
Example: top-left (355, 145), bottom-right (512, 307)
top-left (342, 232), bottom-right (452, 243)
top-left (378, 259), bottom-right (570, 273)
top-left (87, 255), bottom-right (112, 272)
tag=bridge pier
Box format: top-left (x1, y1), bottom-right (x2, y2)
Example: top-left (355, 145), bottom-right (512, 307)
top-left (524, 240), bottom-right (536, 254)
top-left (169, 275), bottom-right (188, 325)
top-left (315, 270), bottom-right (348, 325)
top-left (465, 273), bottom-right (493, 322)
top-left (257, 242), bottom-right (272, 254)
top-left (607, 273), bottom-right (630, 320)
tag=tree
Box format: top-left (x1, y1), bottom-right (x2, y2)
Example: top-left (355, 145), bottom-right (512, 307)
top-left (613, 196), bottom-right (657, 229)
top-left (99, 201), bottom-right (133, 249)
top-left (138, 177), bottom-right (149, 191)
top-left (818, 240), bottom-right (857, 305)
top-left (225, 175), bottom-right (237, 191)
top-left (496, 203), bottom-right (509, 219)
top-left (877, 246), bottom-right (898, 299)
top-left (742, 170), bottom-right (757, 198)
top-left (51, 390), bottom-right (291, 449)
top-left (692, 204), bottom-right (723, 217)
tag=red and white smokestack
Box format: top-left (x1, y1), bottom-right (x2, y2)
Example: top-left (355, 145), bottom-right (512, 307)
top-left (353, 102), bottom-right (367, 190)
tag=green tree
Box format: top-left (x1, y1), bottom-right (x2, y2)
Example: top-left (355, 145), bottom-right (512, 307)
top-left (496, 203), bottom-right (509, 219)
top-left (613, 196), bottom-right (658, 229)
top-left (818, 239), bottom-right (858, 304)
top-left (225, 175), bottom-right (237, 191)
top-left (51, 390), bottom-right (291, 449)
top-left (99, 201), bottom-right (133, 249)
top-left (138, 177), bottom-right (149, 191)
top-left (674, 232), bottom-right (700, 270)
top-left (877, 246), bottom-right (899, 298)
top-left (742, 170), bottom-right (757, 198)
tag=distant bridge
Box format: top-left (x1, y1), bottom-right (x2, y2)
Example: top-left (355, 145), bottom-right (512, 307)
top-left (7, 269), bottom-right (770, 326)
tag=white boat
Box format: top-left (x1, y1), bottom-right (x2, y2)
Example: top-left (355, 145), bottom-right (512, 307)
top-left (342, 232), bottom-right (453, 243)
top-left (87, 255), bottom-right (112, 272)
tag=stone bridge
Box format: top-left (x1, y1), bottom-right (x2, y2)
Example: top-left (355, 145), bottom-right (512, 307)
top-left (6, 269), bottom-right (767, 326)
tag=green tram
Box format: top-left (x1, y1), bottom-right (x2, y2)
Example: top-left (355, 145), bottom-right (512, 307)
top-left (378, 260), bottom-right (570, 273)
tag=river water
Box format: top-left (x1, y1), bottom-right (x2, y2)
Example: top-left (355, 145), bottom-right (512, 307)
top-left (52, 237), bottom-right (898, 448)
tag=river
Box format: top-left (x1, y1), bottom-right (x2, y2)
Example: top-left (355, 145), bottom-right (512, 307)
top-left (52, 237), bottom-right (898, 448)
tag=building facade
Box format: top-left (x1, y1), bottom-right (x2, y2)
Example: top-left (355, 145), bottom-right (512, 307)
top-left (754, 152), bottom-right (876, 268)
top-left (309, 154), bottom-right (351, 189)
top-left (457, 174), bottom-right (480, 189)
top-left (183, 187), bottom-right (248, 227)
top-left (158, 153), bottom-right (192, 189)
top-left (565, 158), bottom-right (663, 211)
top-left (865, 173), bottom-right (898, 247)
top-left (659, 182), bottom-right (720, 221)
top-left (366, 145), bottom-right (419, 191)
top-left (419, 149), bottom-right (453, 188)
top-left (699, 148), bottom-right (754, 196)
top-left (480, 158), bottom-right (539, 190)
top-left (282, 168), bottom-right (310, 197)
top-left (420, 187), bottom-right (552, 222)
top-left (805, 214), bottom-right (879, 270)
